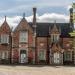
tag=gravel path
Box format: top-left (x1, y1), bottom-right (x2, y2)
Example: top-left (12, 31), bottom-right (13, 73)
top-left (0, 65), bottom-right (75, 75)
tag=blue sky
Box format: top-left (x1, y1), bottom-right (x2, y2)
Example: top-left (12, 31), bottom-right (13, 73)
top-left (0, 0), bottom-right (75, 28)
top-left (0, 0), bottom-right (74, 17)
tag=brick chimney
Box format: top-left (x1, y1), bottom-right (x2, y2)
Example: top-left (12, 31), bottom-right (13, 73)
top-left (69, 8), bottom-right (74, 30)
top-left (33, 7), bottom-right (37, 27)
top-left (33, 7), bottom-right (37, 64)
top-left (70, 8), bottom-right (73, 24)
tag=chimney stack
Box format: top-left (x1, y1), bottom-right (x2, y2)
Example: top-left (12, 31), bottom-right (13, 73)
top-left (69, 7), bottom-right (74, 30)
top-left (33, 7), bottom-right (37, 64)
top-left (33, 7), bottom-right (37, 28)
top-left (70, 8), bottom-right (73, 24)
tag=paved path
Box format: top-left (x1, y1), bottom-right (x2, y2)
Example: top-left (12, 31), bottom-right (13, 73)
top-left (0, 65), bottom-right (75, 75)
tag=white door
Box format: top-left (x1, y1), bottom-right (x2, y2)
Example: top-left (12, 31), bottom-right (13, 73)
top-left (21, 54), bottom-right (27, 63)
top-left (54, 52), bottom-right (60, 64)
top-left (20, 50), bottom-right (27, 63)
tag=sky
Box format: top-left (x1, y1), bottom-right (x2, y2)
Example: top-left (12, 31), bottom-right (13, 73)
top-left (0, 0), bottom-right (75, 28)
top-left (0, 0), bottom-right (74, 16)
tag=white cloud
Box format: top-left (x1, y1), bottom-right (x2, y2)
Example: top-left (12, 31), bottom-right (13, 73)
top-left (26, 13), bottom-right (69, 23)
top-left (0, 13), bottom-right (69, 30)
top-left (38, 13), bottom-right (69, 23)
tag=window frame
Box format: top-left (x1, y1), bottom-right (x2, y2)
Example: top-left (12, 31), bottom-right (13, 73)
top-left (1, 34), bottom-right (9, 44)
top-left (38, 50), bottom-right (46, 61)
top-left (19, 31), bottom-right (28, 43)
top-left (0, 51), bottom-right (8, 59)
top-left (64, 51), bottom-right (72, 61)
top-left (51, 34), bottom-right (60, 43)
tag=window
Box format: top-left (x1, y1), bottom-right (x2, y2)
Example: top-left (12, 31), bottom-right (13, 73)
top-left (39, 50), bottom-right (45, 60)
top-left (1, 34), bottom-right (9, 44)
top-left (19, 31), bottom-right (28, 43)
top-left (20, 50), bottom-right (27, 63)
top-left (0, 51), bottom-right (8, 59)
top-left (64, 51), bottom-right (72, 61)
top-left (51, 34), bottom-right (59, 43)
top-left (54, 52), bottom-right (60, 64)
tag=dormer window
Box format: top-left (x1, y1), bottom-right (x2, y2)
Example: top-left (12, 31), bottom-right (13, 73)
top-left (1, 34), bottom-right (9, 44)
top-left (50, 23), bottom-right (60, 43)
top-left (51, 34), bottom-right (59, 43)
top-left (19, 31), bottom-right (28, 43)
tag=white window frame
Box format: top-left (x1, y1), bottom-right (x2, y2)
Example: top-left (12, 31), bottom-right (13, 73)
top-left (51, 34), bottom-right (59, 42)
top-left (0, 51), bottom-right (8, 59)
top-left (19, 31), bottom-right (28, 43)
top-left (1, 34), bottom-right (9, 44)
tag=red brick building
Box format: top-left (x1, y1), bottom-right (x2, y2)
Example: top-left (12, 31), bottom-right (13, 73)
top-left (0, 7), bottom-right (74, 65)
top-left (0, 17), bottom-right (11, 64)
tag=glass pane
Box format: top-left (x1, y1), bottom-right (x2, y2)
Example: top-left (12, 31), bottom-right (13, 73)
top-left (1, 34), bottom-right (9, 43)
top-left (20, 31), bottom-right (28, 42)
top-left (39, 51), bottom-right (45, 60)
top-left (64, 52), bottom-right (72, 61)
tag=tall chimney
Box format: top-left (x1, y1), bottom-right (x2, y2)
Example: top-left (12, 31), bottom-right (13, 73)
top-left (70, 8), bottom-right (73, 24)
top-left (33, 7), bottom-right (37, 64)
top-left (33, 7), bottom-right (37, 28)
top-left (69, 7), bottom-right (74, 30)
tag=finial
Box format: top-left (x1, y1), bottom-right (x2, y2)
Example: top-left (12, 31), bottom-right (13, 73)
top-left (23, 13), bottom-right (25, 18)
top-left (5, 16), bottom-right (6, 21)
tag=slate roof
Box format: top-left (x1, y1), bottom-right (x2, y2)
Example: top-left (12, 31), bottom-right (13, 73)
top-left (29, 22), bottom-right (73, 37)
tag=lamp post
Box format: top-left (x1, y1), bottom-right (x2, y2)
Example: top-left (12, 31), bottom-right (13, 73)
top-left (69, 30), bottom-right (75, 64)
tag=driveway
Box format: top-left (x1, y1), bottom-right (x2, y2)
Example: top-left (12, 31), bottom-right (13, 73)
top-left (0, 65), bottom-right (75, 75)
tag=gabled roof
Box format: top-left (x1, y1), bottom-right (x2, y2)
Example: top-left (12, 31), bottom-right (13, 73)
top-left (14, 16), bottom-right (33, 33)
top-left (0, 16), bottom-right (11, 32)
top-left (51, 23), bottom-right (60, 34)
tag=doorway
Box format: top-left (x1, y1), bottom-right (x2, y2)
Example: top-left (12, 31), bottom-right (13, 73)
top-left (63, 51), bottom-right (73, 65)
top-left (53, 52), bottom-right (60, 64)
top-left (20, 50), bottom-right (27, 63)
